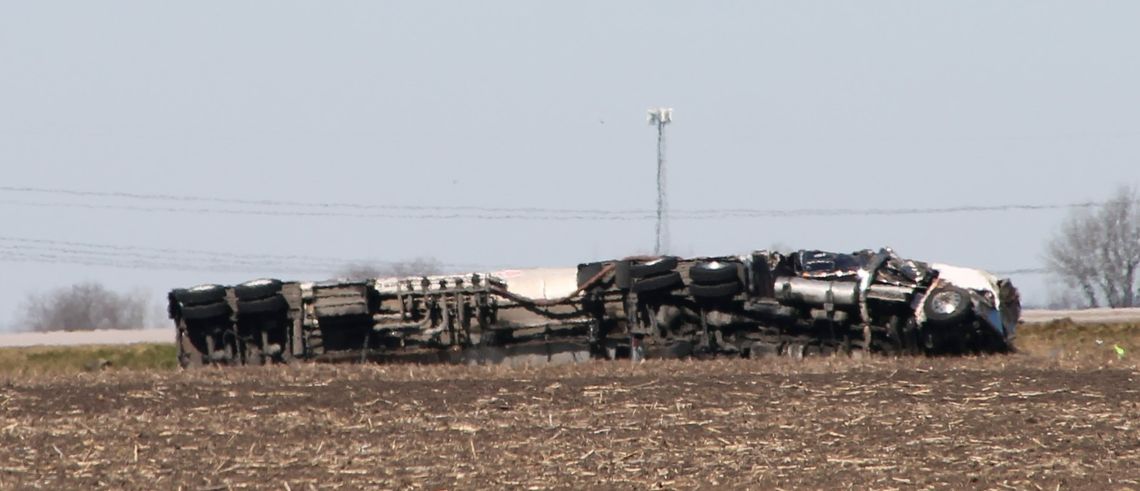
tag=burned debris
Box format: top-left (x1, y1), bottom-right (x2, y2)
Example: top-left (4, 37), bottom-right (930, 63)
top-left (168, 247), bottom-right (1020, 367)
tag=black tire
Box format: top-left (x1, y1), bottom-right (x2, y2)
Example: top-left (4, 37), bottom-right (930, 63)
top-left (614, 260), bottom-right (632, 289)
top-left (181, 301), bottom-right (232, 321)
top-left (689, 261), bottom-right (740, 285)
top-left (631, 271), bottom-right (683, 293)
top-left (176, 284), bottom-right (227, 306)
top-left (237, 295), bottom-right (288, 315)
top-left (923, 286), bottom-right (972, 324)
top-left (234, 279), bottom-right (283, 301)
top-left (576, 262), bottom-right (607, 288)
top-left (688, 281), bottom-right (741, 299)
top-left (629, 257), bottom-right (678, 279)
top-left (167, 289), bottom-right (188, 318)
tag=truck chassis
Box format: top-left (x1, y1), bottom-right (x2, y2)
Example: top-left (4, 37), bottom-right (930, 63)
top-left (168, 248), bottom-right (1021, 367)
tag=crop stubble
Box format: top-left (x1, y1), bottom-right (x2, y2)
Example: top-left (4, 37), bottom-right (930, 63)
top-left (0, 356), bottom-right (1137, 490)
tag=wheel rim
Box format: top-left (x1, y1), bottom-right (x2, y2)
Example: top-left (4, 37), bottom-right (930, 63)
top-left (930, 290), bottom-right (964, 315)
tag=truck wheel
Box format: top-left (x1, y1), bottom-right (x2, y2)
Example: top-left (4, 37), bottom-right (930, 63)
top-left (629, 257), bottom-right (678, 279)
top-left (631, 271), bottom-right (683, 293)
top-left (237, 295), bottom-right (288, 315)
top-left (234, 279), bottom-right (283, 301)
top-left (923, 286), bottom-right (972, 324)
top-left (689, 261), bottom-right (739, 285)
top-left (688, 281), bottom-right (741, 299)
top-left (175, 284), bottom-right (227, 306)
top-left (181, 301), bottom-right (232, 321)
top-left (167, 289), bottom-right (188, 318)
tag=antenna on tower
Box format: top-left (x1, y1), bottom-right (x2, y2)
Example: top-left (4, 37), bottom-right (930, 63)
top-left (647, 107), bottom-right (673, 255)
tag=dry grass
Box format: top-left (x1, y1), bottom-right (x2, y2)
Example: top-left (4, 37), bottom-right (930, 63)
top-left (0, 343), bottom-right (177, 376)
top-left (1018, 319), bottom-right (1140, 362)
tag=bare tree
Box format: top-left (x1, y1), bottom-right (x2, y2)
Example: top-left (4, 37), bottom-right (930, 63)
top-left (1045, 185), bottom-right (1140, 308)
top-left (337, 257), bottom-right (443, 281)
top-left (20, 282), bottom-right (149, 332)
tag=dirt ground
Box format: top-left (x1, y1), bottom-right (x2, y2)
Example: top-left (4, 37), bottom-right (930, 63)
top-left (0, 355), bottom-right (1138, 490)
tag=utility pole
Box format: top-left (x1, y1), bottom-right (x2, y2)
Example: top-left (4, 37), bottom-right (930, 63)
top-left (647, 107), bottom-right (673, 255)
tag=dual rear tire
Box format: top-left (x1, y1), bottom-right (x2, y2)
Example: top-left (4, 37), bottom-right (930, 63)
top-left (629, 257), bottom-right (684, 294)
top-left (688, 261), bottom-right (742, 300)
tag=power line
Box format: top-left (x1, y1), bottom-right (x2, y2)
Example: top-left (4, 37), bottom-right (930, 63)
top-left (0, 195), bottom-right (1111, 221)
top-left (0, 243), bottom-right (337, 271)
top-left (0, 250), bottom-right (319, 274)
top-left (0, 233), bottom-right (1052, 278)
top-left (0, 236), bottom-right (494, 273)
top-left (0, 235), bottom-right (485, 268)
top-left (0, 199), bottom-right (655, 221)
top-left (990, 268), bottom-right (1049, 276)
top-left (0, 246), bottom-right (1053, 282)
top-left (0, 185), bottom-right (634, 216)
top-left (0, 249), bottom-right (475, 276)
top-left (0, 185), bottom-right (1113, 218)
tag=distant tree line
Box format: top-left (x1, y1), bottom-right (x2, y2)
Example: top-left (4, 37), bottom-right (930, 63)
top-left (14, 258), bottom-right (445, 332)
top-left (20, 282), bottom-right (149, 332)
top-left (1046, 185), bottom-right (1140, 308)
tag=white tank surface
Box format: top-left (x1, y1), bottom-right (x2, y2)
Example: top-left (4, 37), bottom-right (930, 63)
top-left (930, 263), bottom-right (1000, 294)
top-left (491, 267), bottom-right (578, 300)
top-left (370, 267), bottom-right (579, 300)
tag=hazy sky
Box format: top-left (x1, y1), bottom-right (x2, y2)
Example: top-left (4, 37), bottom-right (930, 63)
top-left (2, 1), bottom-right (1138, 329)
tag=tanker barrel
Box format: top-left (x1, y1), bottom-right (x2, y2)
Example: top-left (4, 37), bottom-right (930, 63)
top-left (773, 277), bottom-right (858, 306)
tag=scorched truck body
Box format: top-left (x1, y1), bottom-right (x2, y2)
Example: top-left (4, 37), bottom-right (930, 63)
top-left (167, 247), bottom-right (1020, 367)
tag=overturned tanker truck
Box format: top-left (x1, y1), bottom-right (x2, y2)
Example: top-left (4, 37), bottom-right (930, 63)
top-left (167, 248), bottom-right (1021, 367)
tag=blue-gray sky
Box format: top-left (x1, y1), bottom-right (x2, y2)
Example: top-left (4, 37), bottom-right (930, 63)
top-left (2, 1), bottom-right (1138, 329)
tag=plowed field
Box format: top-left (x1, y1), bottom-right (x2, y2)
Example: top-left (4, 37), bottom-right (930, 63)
top-left (1, 355), bottom-right (1138, 490)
